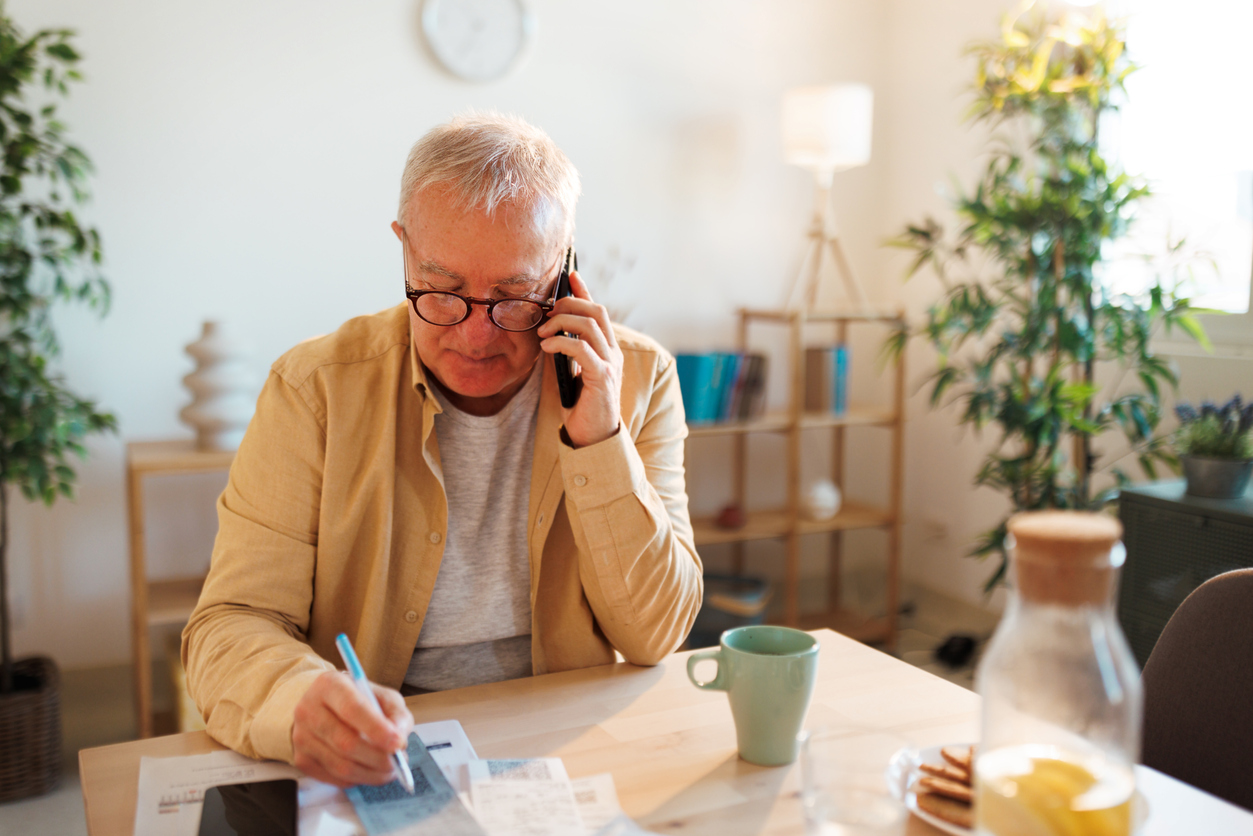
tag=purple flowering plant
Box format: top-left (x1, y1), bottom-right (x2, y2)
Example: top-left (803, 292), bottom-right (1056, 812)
top-left (1174, 395), bottom-right (1253, 460)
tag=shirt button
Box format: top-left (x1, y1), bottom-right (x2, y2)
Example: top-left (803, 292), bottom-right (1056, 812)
top-left (429, 531), bottom-right (441, 544)
top-left (405, 611), bottom-right (418, 623)
top-left (574, 475), bottom-right (587, 487)
top-left (537, 513), bottom-right (545, 525)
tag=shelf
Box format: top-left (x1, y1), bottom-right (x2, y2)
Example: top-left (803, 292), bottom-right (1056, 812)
top-left (798, 408), bottom-right (897, 429)
top-left (685, 307), bottom-right (904, 640)
top-left (691, 500), bottom-right (893, 546)
top-left (686, 407), bottom-right (897, 438)
top-left (739, 307), bottom-right (905, 324)
top-left (687, 414), bottom-right (791, 437)
top-left (146, 576), bottom-right (206, 627)
top-left (129, 438), bottom-right (235, 739)
top-left (798, 501), bottom-right (895, 534)
top-left (128, 439), bottom-right (236, 475)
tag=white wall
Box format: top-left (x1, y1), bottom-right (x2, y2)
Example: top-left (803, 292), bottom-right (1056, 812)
top-left (8, 0), bottom-right (892, 668)
top-left (880, 0), bottom-right (1019, 607)
top-left (10, 0), bottom-right (1251, 670)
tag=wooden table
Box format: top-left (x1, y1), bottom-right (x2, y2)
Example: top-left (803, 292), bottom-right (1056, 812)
top-left (80, 630), bottom-right (1253, 835)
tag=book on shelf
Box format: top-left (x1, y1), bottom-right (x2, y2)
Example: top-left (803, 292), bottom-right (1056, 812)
top-left (803, 345), bottom-right (849, 415)
top-left (676, 351), bottom-right (768, 425)
top-left (739, 354), bottom-right (768, 420)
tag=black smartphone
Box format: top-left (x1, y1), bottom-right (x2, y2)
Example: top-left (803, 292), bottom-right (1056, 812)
top-left (552, 247), bottom-right (583, 409)
top-left (196, 779), bottom-right (298, 836)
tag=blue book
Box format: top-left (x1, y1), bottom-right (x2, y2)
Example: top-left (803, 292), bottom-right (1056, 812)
top-left (710, 352), bottom-right (742, 422)
top-left (676, 353), bottom-right (717, 425)
top-left (704, 354), bottom-right (725, 424)
top-left (833, 345), bottom-right (849, 415)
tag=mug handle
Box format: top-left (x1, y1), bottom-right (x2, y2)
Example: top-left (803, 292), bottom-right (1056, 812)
top-left (686, 649), bottom-right (727, 691)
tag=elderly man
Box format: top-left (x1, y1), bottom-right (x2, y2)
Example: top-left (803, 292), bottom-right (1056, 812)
top-left (183, 113), bottom-right (702, 787)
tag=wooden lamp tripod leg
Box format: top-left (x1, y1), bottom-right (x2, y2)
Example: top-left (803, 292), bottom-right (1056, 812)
top-left (784, 181), bottom-right (869, 312)
top-left (826, 234), bottom-right (869, 310)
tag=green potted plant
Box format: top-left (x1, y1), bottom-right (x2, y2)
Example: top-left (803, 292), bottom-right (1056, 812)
top-left (887, 6), bottom-right (1208, 590)
top-left (1173, 396), bottom-right (1253, 499)
top-left (0, 13), bottom-right (114, 801)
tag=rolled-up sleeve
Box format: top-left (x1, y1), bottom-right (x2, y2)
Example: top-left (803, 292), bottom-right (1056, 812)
top-left (182, 370), bottom-right (334, 763)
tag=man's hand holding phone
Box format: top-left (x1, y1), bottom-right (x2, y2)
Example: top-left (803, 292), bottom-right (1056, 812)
top-left (538, 266), bottom-right (623, 448)
top-left (291, 670), bottom-right (414, 787)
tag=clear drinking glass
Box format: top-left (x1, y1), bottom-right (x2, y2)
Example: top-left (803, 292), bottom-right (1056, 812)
top-left (975, 512), bottom-right (1142, 836)
top-left (799, 727), bottom-right (907, 834)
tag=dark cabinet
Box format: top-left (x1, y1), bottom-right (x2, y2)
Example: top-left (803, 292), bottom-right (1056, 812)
top-left (1118, 479), bottom-right (1253, 667)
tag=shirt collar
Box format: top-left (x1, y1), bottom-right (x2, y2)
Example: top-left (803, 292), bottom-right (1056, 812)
top-left (406, 315), bottom-right (442, 414)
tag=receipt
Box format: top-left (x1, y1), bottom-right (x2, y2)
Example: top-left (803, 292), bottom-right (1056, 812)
top-left (571, 774), bottom-right (623, 834)
top-left (468, 758), bottom-right (583, 836)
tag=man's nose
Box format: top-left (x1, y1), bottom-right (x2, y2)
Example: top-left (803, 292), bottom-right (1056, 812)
top-left (457, 301), bottom-right (498, 340)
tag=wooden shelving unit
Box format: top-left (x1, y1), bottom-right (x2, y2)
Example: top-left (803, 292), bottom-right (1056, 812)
top-left (126, 439), bottom-right (234, 738)
top-left (687, 308), bottom-right (905, 646)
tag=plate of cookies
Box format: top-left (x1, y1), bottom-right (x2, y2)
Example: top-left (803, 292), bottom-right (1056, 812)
top-left (885, 743), bottom-right (975, 835)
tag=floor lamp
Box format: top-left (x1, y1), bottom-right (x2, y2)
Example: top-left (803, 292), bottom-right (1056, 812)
top-left (781, 84), bottom-right (873, 311)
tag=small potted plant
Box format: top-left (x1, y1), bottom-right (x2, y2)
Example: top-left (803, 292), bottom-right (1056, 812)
top-left (1174, 396), bottom-right (1253, 499)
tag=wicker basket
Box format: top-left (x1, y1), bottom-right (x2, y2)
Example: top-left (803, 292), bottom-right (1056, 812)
top-left (0, 656), bottom-right (62, 802)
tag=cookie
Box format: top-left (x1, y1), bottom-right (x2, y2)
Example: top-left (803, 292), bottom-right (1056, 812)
top-left (919, 761), bottom-right (970, 784)
top-left (916, 789), bottom-right (974, 829)
top-left (918, 775), bottom-right (974, 804)
top-left (941, 744), bottom-right (974, 774)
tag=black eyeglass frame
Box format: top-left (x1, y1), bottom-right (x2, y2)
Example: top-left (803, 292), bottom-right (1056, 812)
top-left (400, 229), bottom-right (563, 333)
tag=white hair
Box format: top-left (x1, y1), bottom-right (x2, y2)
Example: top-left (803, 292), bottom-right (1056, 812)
top-left (397, 111), bottom-right (581, 242)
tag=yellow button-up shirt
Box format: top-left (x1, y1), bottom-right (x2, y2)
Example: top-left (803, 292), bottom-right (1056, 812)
top-left (182, 304), bottom-right (702, 763)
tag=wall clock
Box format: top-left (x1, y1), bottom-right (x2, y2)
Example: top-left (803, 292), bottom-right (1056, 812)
top-left (421, 0), bottom-right (536, 83)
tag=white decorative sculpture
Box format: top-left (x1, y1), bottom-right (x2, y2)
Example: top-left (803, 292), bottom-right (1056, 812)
top-left (179, 321), bottom-right (258, 451)
top-left (802, 478), bottom-right (843, 521)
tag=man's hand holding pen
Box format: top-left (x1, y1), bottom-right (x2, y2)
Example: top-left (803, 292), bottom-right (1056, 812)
top-left (291, 670), bottom-right (415, 788)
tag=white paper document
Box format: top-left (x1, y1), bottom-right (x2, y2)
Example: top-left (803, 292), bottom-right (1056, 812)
top-left (413, 719), bottom-right (479, 794)
top-left (589, 816), bottom-right (662, 836)
top-left (468, 758), bottom-right (584, 836)
top-left (128, 720), bottom-right (651, 836)
top-left (132, 720), bottom-right (478, 836)
top-left (570, 774), bottom-right (623, 835)
top-left (133, 748), bottom-right (300, 836)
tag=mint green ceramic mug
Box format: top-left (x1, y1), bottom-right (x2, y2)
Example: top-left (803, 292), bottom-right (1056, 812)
top-left (686, 625), bottom-right (819, 766)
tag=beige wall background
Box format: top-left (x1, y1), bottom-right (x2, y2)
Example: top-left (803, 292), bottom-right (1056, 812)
top-left (8, 0), bottom-right (1250, 669)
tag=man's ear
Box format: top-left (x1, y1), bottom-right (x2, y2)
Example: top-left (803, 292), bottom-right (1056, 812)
top-left (390, 221), bottom-right (403, 241)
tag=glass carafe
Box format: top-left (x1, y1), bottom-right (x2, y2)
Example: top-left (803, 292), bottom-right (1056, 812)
top-left (975, 511), bottom-right (1142, 836)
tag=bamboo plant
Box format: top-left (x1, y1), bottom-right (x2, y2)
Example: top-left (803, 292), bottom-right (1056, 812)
top-left (0, 12), bottom-right (114, 693)
top-left (887, 5), bottom-right (1207, 590)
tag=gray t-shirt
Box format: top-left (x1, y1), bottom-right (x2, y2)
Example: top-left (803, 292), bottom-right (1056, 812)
top-left (403, 362), bottom-right (541, 692)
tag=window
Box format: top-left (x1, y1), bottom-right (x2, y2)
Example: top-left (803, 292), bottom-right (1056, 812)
top-left (1101, 0), bottom-right (1253, 330)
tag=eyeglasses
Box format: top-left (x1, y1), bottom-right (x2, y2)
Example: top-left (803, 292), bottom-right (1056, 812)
top-left (401, 229), bottom-right (556, 332)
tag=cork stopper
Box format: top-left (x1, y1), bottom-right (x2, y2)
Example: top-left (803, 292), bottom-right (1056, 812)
top-left (1007, 511), bottom-right (1123, 606)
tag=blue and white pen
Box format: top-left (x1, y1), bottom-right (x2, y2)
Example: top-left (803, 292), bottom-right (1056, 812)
top-left (335, 632), bottom-right (416, 794)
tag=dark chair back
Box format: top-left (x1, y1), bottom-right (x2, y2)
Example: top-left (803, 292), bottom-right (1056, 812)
top-left (1141, 568), bottom-right (1253, 811)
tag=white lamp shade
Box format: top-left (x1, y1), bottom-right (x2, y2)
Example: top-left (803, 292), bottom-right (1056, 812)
top-left (782, 84), bottom-right (873, 176)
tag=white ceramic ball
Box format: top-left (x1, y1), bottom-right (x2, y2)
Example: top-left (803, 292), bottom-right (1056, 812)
top-left (803, 479), bottom-right (842, 520)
